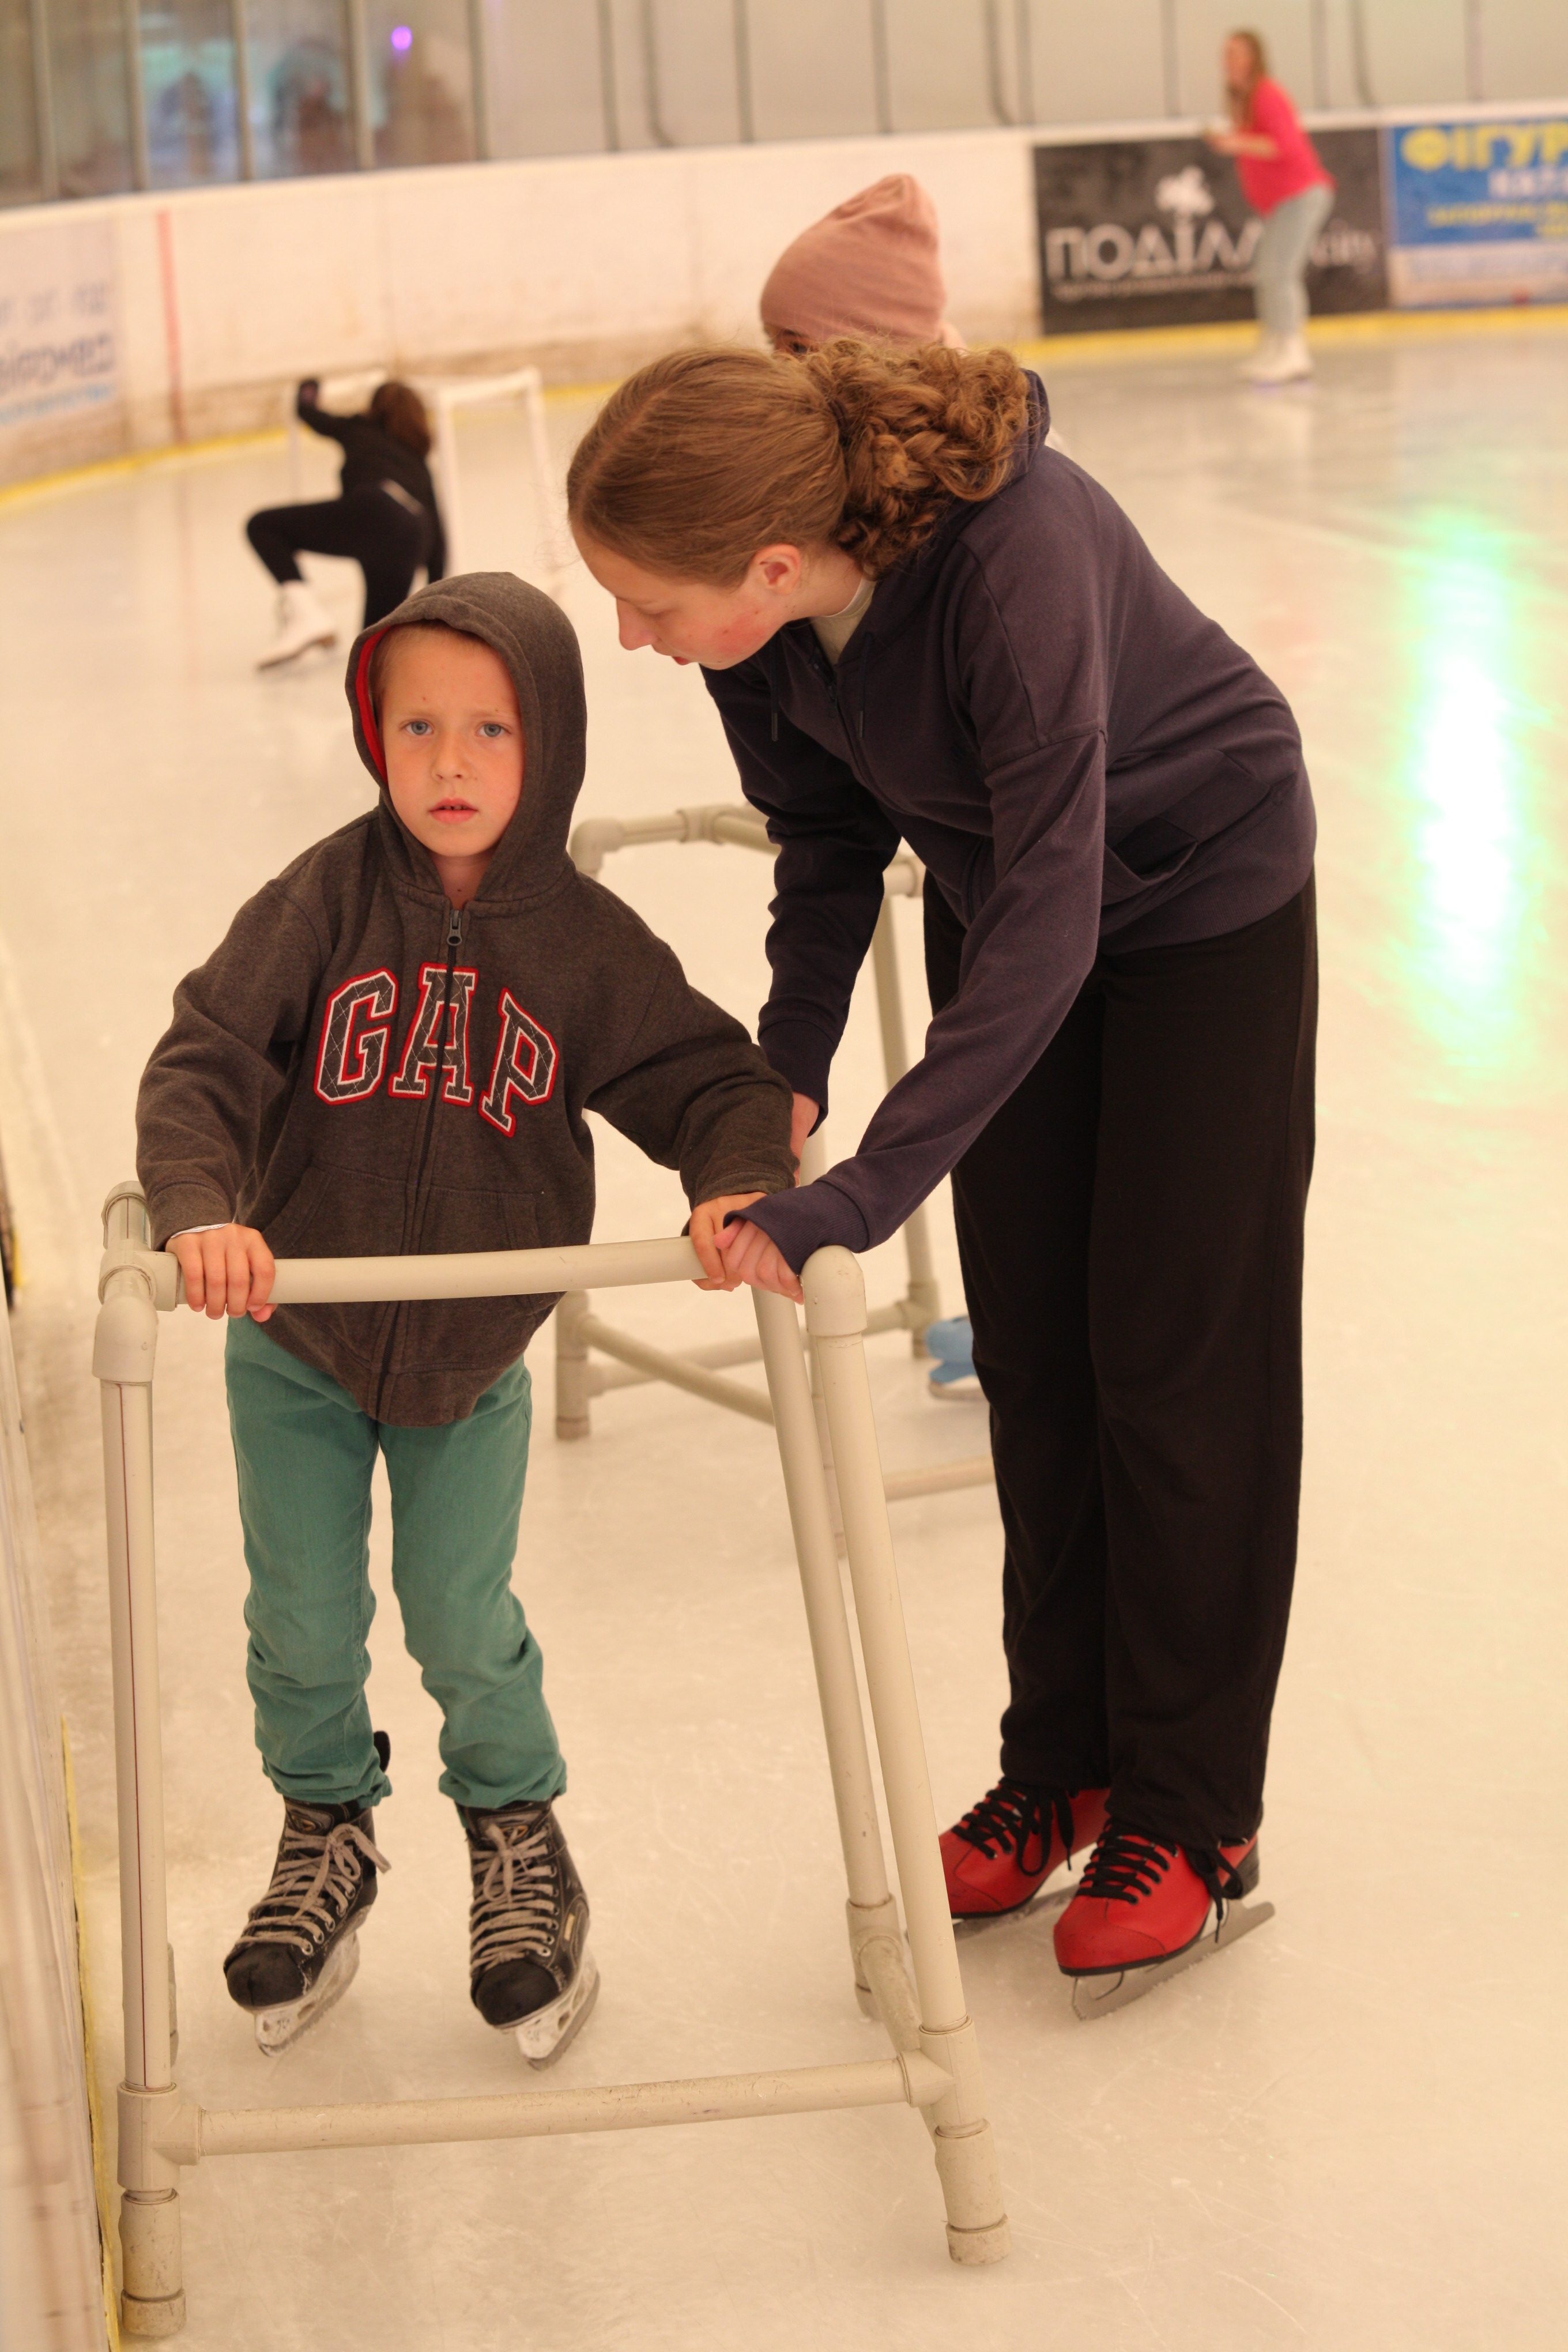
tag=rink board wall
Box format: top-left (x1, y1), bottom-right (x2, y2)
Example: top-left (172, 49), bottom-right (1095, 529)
top-left (0, 1284), bottom-right (106, 2347)
top-left (1, 103), bottom-right (1566, 485)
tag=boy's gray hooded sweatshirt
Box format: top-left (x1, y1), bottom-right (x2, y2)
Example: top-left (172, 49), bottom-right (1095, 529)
top-left (137, 574), bottom-right (794, 1425)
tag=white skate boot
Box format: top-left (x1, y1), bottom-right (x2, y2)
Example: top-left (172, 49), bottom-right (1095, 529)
top-left (257, 579), bottom-right (337, 670)
top-left (460, 1799), bottom-right (598, 2066)
top-left (1244, 333), bottom-right (1313, 386)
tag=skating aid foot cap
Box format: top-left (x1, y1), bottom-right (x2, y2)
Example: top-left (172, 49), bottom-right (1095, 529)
top-left (253, 1928), bottom-right (360, 2055)
top-left (511, 1948), bottom-right (600, 2068)
top-left (119, 2289), bottom-right (187, 2339)
top-left (946, 2215), bottom-right (1011, 2266)
top-left (1068, 1897), bottom-right (1275, 2021)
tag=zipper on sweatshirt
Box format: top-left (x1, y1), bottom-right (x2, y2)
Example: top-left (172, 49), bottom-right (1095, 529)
top-left (373, 900), bottom-right (463, 1419)
top-left (408, 901), bottom-right (462, 1232)
top-left (798, 627), bottom-right (876, 786)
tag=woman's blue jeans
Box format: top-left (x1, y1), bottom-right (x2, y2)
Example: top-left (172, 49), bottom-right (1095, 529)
top-left (1252, 182), bottom-right (1334, 341)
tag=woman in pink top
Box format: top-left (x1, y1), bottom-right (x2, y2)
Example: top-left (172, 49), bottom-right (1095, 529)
top-left (1207, 30), bottom-right (1334, 385)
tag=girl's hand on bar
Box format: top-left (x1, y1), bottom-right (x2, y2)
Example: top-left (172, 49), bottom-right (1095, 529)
top-left (713, 1216), bottom-right (804, 1305)
top-left (168, 1224), bottom-right (277, 1321)
top-left (689, 1192), bottom-right (766, 1289)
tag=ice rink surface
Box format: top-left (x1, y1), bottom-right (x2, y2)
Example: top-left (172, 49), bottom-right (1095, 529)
top-left (1, 317), bottom-right (1565, 2349)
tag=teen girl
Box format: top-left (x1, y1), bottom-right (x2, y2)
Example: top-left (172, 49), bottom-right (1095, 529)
top-left (566, 342), bottom-right (1317, 1995)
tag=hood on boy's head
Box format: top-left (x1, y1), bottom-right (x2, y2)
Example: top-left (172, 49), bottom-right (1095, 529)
top-left (345, 572), bottom-right (587, 897)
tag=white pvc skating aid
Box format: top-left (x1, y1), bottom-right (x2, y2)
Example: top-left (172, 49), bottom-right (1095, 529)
top-left (1066, 1895), bottom-right (1276, 2021)
top-left (95, 1185), bottom-right (1009, 2338)
top-left (555, 806), bottom-right (994, 1507)
top-left (252, 1929), bottom-right (361, 2057)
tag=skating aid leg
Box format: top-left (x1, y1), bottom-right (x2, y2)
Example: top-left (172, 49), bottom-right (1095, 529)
top-left (868, 904), bottom-right (941, 1352)
top-left (554, 1289), bottom-right (591, 1438)
top-left (753, 1289), bottom-right (902, 2027)
top-left (98, 1187), bottom-right (187, 2334)
top-left (800, 1250), bottom-right (1009, 2267)
top-left (120, 2190), bottom-right (185, 2338)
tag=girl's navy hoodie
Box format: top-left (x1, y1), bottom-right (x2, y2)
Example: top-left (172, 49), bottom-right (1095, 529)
top-left (703, 376), bottom-right (1316, 1273)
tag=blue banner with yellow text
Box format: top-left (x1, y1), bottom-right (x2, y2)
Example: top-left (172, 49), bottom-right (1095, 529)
top-left (1385, 111), bottom-right (1568, 308)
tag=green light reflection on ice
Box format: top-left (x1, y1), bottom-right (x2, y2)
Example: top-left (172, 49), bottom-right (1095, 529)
top-left (1402, 517), bottom-right (1537, 1078)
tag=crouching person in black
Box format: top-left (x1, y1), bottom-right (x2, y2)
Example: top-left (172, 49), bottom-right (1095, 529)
top-left (246, 377), bottom-right (447, 670)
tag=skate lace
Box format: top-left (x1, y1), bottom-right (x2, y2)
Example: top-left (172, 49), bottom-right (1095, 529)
top-left (1187, 1846), bottom-right (1247, 1925)
top-left (953, 1779), bottom-right (1073, 1867)
top-left (241, 1810), bottom-right (389, 1958)
top-left (470, 1812), bottom-right (561, 1973)
top-left (1079, 1829), bottom-right (1249, 1925)
top-left (1077, 1825), bottom-right (1175, 1906)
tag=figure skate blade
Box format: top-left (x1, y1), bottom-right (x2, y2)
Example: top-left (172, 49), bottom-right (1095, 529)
top-left (511, 1947), bottom-right (600, 2068)
top-left (953, 1883), bottom-right (1073, 1939)
top-left (1067, 1899), bottom-right (1275, 2022)
top-left (253, 1929), bottom-right (360, 2055)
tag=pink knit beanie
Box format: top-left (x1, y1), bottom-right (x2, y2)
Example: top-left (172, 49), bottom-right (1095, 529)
top-left (759, 174), bottom-right (959, 349)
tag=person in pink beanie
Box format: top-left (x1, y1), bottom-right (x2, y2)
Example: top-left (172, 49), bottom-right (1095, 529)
top-left (760, 174), bottom-right (964, 356)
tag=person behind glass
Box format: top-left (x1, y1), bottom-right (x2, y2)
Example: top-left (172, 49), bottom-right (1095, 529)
top-left (1206, 29), bottom-right (1335, 387)
top-left (567, 344), bottom-right (1317, 2001)
top-left (245, 378), bottom-right (446, 671)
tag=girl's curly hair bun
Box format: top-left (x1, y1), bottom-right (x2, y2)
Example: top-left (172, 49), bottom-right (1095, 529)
top-left (567, 340), bottom-right (1032, 586)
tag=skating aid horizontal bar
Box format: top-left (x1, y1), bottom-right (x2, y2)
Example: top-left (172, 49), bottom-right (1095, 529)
top-left (576, 1311), bottom-right (774, 1423)
top-left (883, 1458), bottom-right (992, 1501)
top-left (567, 805), bottom-right (922, 904)
top-left (142, 2054), bottom-right (952, 2165)
top-left (271, 1236), bottom-right (704, 1303)
top-left (575, 1296), bottom-right (929, 1397)
top-left (101, 1234), bottom-right (708, 1311)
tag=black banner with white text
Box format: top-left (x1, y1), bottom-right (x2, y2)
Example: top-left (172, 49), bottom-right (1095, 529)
top-left (1033, 129), bottom-right (1387, 333)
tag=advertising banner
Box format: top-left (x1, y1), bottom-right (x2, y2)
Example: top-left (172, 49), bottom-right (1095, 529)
top-left (1034, 128), bottom-right (1387, 333)
top-left (1385, 111), bottom-right (1568, 309)
top-left (0, 214), bottom-right (121, 483)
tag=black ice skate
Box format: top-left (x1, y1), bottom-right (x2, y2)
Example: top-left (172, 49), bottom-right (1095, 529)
top-left (459, 1799), bottom-right (598, 2067)
top-left (224, 1737), bottom-right (391, 2056)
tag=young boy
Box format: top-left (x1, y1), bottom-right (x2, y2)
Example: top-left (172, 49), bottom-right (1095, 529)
top-left (137, 572), bottom-right (795, 2063)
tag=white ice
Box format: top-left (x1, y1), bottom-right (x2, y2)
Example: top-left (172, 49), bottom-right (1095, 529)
top-left (2, 319), bottom-right (1566, 2350)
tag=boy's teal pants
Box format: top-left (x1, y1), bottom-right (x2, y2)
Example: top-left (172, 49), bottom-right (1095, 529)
top-left (224, 1316), bottom-right (566, 1813)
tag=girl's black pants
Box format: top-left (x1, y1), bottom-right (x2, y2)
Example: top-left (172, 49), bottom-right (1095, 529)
top-left (924, 872), bottom-right (1317, 1849)
top-left (246, 487), bottom-right (429, 626)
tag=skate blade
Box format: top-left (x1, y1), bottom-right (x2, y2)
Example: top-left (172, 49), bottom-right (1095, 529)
top-left (1067, 1899), bottom-right (1275, 2022)
top-left (510, 1949), bottom-right (600, 2069)
top-left (953, 1884), bottom-right (1073, 1938)
top-left (253, 1930), bottom-right (360, 2056)
top-left (257, 632), bottom-right (337, 671)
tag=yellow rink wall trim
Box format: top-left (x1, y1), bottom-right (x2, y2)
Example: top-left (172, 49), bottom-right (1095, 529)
top-left (63, 1721), bottom-right (122, 2352)
top-left (1, 304), bottom-right (1565, 517)
top-left (1016, 300), bottom-right (1568, 367)
top-left (0, 376), bottom-right (610, 517)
